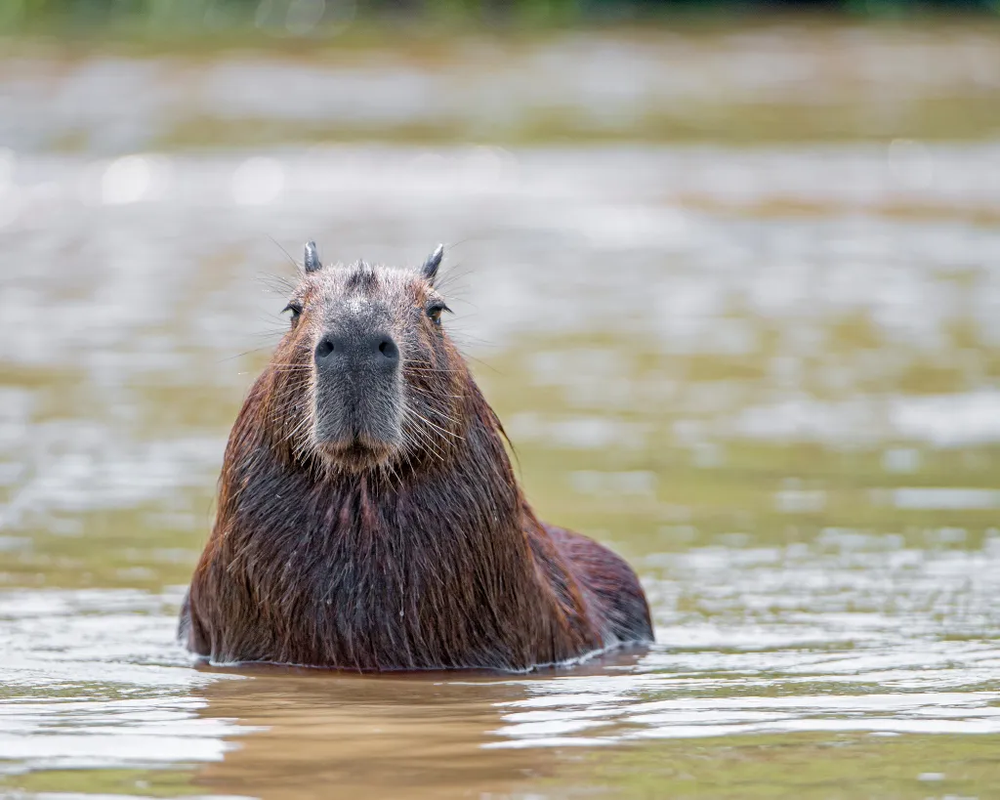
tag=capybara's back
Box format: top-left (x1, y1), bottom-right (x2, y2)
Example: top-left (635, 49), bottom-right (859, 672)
top-left (181, 244), bottom-right (652, 671)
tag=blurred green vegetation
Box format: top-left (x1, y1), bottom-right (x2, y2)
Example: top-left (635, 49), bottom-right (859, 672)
top-left (2, 0), bottom-right (999, 36)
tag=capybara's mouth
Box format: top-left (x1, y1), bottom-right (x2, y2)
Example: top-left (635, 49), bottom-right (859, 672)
top-left (315, 437), bottom-right (396, 471)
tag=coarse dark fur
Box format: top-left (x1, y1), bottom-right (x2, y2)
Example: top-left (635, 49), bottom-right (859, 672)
top-left (180, 245), bottom-right (653, 671)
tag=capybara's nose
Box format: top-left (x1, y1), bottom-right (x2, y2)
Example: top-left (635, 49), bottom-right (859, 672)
top-left (315, 331), bottom-right (399, 372)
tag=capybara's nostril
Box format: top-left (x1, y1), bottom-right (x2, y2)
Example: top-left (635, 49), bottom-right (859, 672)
top-left (377, 337), bottom-right (399, 364)
top-left (315, 338), bottom-right (335, 360)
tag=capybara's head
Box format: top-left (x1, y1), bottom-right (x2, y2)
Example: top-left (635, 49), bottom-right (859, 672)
top-left (264, 243), bottom-right (466, 473)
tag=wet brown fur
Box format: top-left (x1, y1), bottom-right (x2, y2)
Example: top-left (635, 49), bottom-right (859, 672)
top-left (181, 254), bottom-right (653, 671)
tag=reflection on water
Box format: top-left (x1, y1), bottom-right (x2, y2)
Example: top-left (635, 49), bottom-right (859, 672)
top-left (3, 30), bottom-right (1000, 800)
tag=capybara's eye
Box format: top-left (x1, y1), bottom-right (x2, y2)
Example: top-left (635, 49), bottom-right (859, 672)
top-left (282, 302), bottom-right (303, 323)
top-left (426, 302), bottom-right (450, 326)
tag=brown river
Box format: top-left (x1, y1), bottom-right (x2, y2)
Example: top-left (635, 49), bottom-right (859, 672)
top-left (2, 21), bottom-right (1000, 799)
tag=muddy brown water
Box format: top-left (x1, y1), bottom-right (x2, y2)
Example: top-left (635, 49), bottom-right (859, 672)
top-left (3, 25), bottom-right (1000, 800)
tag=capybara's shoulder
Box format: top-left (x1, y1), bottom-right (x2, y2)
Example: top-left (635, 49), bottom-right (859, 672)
top-left (544, 524), bottom-right (654, 646)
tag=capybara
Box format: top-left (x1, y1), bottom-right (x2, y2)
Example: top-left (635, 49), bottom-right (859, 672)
top-left (180, 244), bottom-right (653, 671)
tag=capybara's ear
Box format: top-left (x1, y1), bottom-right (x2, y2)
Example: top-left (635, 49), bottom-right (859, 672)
top-left (421, 244), bottom-right (444, 284)
top-left (304, 241), bottom-right (322, 273)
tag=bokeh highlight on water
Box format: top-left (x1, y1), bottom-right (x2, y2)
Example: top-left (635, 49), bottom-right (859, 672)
top-left (3, 24), bottom-right (1000, 800)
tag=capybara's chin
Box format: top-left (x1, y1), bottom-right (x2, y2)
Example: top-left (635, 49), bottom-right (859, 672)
top-left (180, 244), bottom-right (654, 672)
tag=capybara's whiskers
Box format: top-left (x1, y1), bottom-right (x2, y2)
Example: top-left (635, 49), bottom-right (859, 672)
top-left (401, 412), bottom-right (448, 463)
top-left (406, 366), bottom-right (464, 375)
top-left (405, 406), bottom-right (463, 439)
